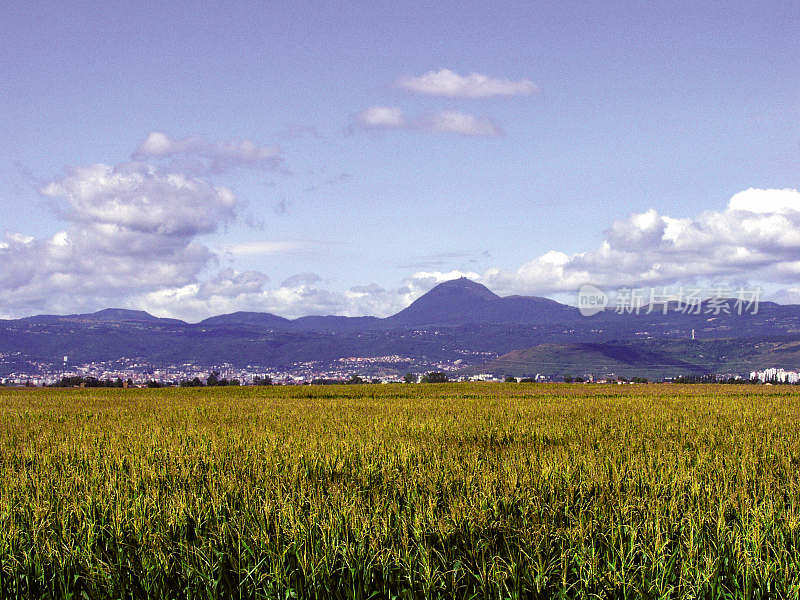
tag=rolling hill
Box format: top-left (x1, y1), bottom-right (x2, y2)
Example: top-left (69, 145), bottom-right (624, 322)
top-left (4, 278), bottom-right (800, 376)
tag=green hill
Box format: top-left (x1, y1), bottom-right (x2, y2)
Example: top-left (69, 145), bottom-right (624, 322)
top-left (483, 338), bottom-right (800, 380)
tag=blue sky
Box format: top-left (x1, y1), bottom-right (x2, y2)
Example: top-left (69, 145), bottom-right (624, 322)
top-left (1, 1), bottom-right (799, 320)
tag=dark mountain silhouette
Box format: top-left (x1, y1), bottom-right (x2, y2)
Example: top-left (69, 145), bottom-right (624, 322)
top-left (3, 278), bottom-right (800, 377)
top-left (388, 278), bottom-right (500, 325)
top-left (291, 315), bottom-right (382, 332)
top-left (199, 312), bottom-right (291, 329)
top-left (387, 278), bottom-right (578, 326)
top-left (193, 278), bottom-right (578, 331)
top-left (21, 308), bottom-right (184, 326)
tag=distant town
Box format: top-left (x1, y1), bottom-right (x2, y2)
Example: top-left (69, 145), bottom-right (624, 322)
top-left (0, 351), bottom-right (794, 387)
top-left (0, 353), bottom-right (474, 387)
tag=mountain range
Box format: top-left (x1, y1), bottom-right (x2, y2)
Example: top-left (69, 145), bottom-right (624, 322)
top-left (3, 277), bottom-right (800, 378)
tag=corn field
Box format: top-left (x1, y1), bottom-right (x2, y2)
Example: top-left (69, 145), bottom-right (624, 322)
top-left (1, 383), bottom-right (799, 598)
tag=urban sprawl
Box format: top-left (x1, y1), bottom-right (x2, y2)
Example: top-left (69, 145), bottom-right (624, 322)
top-left (0, 352), bottom-right (794, 387)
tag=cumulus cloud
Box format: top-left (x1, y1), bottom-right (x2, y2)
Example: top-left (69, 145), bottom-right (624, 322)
top-left (354, 107), bottom-right (501, 137)
top-left (7, 131), bottom-right (800, 323)
top-left (0, 132), bottom-right (391, 320)
top-left (23, 180), bottom-right (800, 320)
top-left (133, 131), bottom-right (280, 173)
top-left (475, 188), bottom-right (800, 296)
top-left (115, 186), bottom-right (800, 316)
top-left (367, 188), bottom-right (800, 305)
top-left (137, 272), bottom-right (359, 321)
top-left (136, 269), bottom-right (475, 322)
top-left (41, 164), bottom-right (236, 236)
top-left (0, 161), bottom-right (237, 315)
top-left (396, 69), bottom-right (537, 98)
top-left (728, 187), bottom-right (800, 214)
top-left (0, 224), bottom-right (215, 315)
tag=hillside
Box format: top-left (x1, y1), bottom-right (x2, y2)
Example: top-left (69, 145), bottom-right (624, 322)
top-left (483, 338), bottom-right (800, 379)
top-left (4, 278), bottom-right (800, 375)
top-left (484, 342), bottom-right (708, 379)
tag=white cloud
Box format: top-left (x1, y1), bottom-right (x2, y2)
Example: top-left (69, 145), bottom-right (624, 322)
top-left (475, 188), bottom-right (800, 296)
top-left (133, 131), bottom-right (280, 173)
top-left (728, 187), bottom-right (800, 214)
top-left (355, 107), bottom-right (501, 137)
top-left (8, 130), bottom-right (800, 323)
top-left (223, 240), bottom-right (311, 256)
top-left (125, 186), bottom-right (800, 317)
top-left (0, 225), bottom-right (214, 315)
top-left (396, 69), bottom-right (537, 98)
top-left (136, 269), bottom-right (474, 322)
top-left (6, 232), bottom-right (34, 244)
top-left (17, 184), bottom-right (800, 320)
top-left (137, 132), bottom-right (175, 155)
top-left (356, 106), bottom-right (406, 129)
top-left (0, 161), bottom-right (238, 315)
top-left (422, 110), bottom-right (502, 136)
top-left (136, 272), bottom-right (344, 321)
top-left (42, 164), bottom-right (236, 235)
